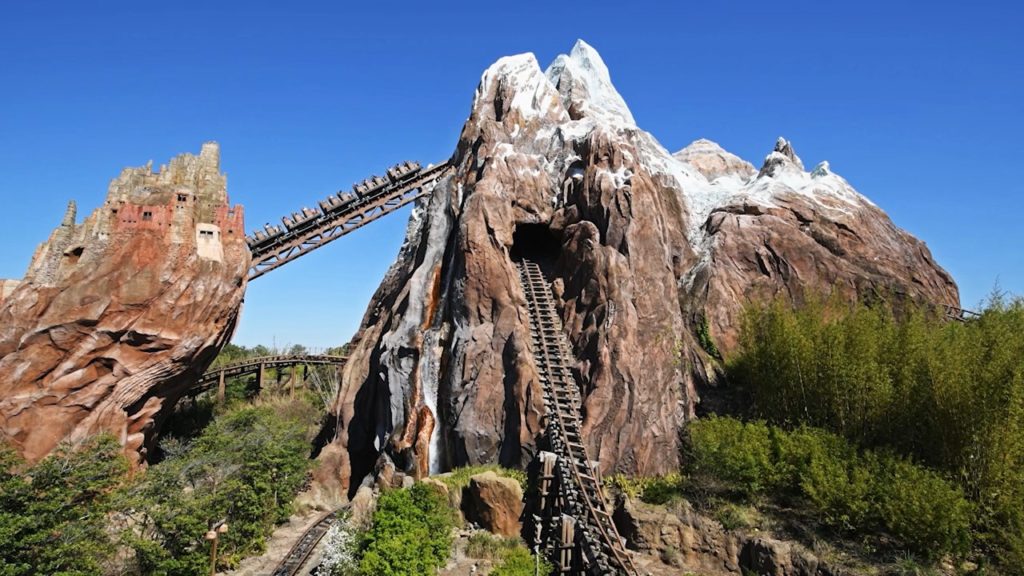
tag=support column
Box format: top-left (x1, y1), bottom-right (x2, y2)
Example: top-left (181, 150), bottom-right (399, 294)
top-left (559, 514), bottom-right (575, 573)
top-left (291, 364), bottom-right (300, 397)
top-left (216, 371), bottom-right (226, 405)
top-left (256, 362), bottom-right (265, 392)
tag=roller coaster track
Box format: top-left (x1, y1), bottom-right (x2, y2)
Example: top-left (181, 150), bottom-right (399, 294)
top-left (188, 354), bottom-right (348, 397)
top-left (517, 259), bottom-right (638, 576)
top-left (271, 508), bottom-right (344, 576)
top-left (247, 161), bottom-right (449, 280)
top-left (943, 304), bottom-right (981, 322)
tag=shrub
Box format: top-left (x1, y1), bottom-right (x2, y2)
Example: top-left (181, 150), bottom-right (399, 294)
top-left (685, 417), bottom-right (972, 559)
top-left (606, 473), bottom-right (685, 505)
top-left (357, 482), bottom-right (456, 576)
top-left (872, 457), bottom-right (972, 560)
top-left (490, 545), bottom-right (553, 576)
top-left (322, 515), bottom-right (359, 576)
top-left (728, 294), bottom-right (1024, 568)
top-left (464, 531), bottom-right (520, 559)
top-left (0, 435), bottom-right (129, 576)
top-left (686, 416), bottom-right (787, 495)
top-left (122, 399), bottom-right (314, 574)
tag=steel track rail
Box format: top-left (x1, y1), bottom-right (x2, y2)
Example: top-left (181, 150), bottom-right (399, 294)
top-left (270, 508), bottom-right (344, 576)
top-left (517, 259), bottom-right (638, 576)
top-left (247, 162), bottom-right (449, 280)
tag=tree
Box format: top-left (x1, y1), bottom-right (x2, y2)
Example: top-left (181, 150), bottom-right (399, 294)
top-left (0, 435), bottom-right (129, 576)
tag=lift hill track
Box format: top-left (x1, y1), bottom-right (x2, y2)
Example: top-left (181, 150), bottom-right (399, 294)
top-left (518, 259), bottom-right (638, 576)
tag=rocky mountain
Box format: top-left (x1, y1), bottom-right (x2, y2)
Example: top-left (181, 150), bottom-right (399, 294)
top-left (0, 143), bottom-right (248, 464)
top-left (317, 40), bottom-right (958, 495)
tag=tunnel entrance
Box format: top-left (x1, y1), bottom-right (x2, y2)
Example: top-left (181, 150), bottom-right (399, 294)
top-left (510, 223), bottom-right (561, 263)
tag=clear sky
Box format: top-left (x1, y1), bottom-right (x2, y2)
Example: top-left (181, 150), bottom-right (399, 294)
top-left (1, 1), bottom-right (1021, 348)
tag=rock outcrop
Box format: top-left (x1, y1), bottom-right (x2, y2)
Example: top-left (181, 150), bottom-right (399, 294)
top-left (615, 497), bottom-right (839, 576)
top-left (0, 143), bottom-right (248, 464)
top-left (320, 40), bottom-right (958, 494)
top-left (463, 471), bottom-right (525, 537)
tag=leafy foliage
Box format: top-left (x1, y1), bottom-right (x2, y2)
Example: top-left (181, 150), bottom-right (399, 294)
top-left (490, 544), bottom-right (554, 576)
top-left (687, 417), bottom-right (972, 560)
top-left (606, 473), bottom-right (685, 505)
top-left (0, 435), bottom-right (129, 576)
top-left (727, 294), bottom-right (1024, 568)
top-left (120, 400), bottom-right (314, 574)
top-left (357, 482), bottom-right (456, 576)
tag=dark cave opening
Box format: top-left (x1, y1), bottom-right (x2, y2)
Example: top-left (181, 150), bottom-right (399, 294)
top-left (510, 223), bottom-right (561, 263)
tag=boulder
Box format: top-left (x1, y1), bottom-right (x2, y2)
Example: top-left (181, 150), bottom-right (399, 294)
top-left (463, 471), bottom-right (524, 537)
top-left (349, 484), bottom-right (377, 530)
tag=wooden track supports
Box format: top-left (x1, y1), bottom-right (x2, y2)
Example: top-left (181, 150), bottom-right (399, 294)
top-left (559, 514), bottom-right (576, 573)
top-left (518, 258), bottom-right (638, 575)
top-left (217, 371), bottom-right (226, 405)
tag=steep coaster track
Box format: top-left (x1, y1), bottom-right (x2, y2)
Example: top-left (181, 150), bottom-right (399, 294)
top-left (246, 161), bottom-right (449, 280)
top-left (188, 354), bottom-right (348, 397)
top-left (270, 507), bottom-right (346, 576)
top-left (517, 259), bottom-right (639, 576)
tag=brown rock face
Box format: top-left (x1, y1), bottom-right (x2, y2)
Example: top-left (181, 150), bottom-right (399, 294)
top-left (615, 497), bottom-right (838, 576)
top-left (321, 40), bottom-right (958, 494)
top-left (0, 143), bottom-right (248, 464)
top-left (464, 471), bottom-right (525, 537)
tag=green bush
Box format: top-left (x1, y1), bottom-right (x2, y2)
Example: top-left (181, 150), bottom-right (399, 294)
top-left (687, 416), bottom-right (789, 495)
top-left (686, 417), bottom-right (971, 559)
top-left (728, 294), bottom-right (1024, 568)
top-left (357, 482), bottom-right (456, 576)
top-left (0, 435), bottom-right (129, 576)
top-left (606, 473), bottom-right (685, 505)
top-left (872, 457), bottom-right (973, 560)
top-left (788, 428), bottom-right (874, 531)
top-left (122, 399), bottom-right (314, 574)
top-left (490, 545), bottom-right (553, 576)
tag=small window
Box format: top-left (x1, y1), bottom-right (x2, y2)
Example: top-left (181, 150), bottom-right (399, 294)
top-left (177, 194), bottom-right (187, 203)
top-left (111, 208), bottom-right (118, 215)
top-left (142, 211), bottom-right (153, 221)
top-left (199, 230), bottom-right (214, 238)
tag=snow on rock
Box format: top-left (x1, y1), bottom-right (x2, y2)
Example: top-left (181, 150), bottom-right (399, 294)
top-left (317, 40), bottom-right (960, 497)
top-left (546, 39), bottom-right (636, 126)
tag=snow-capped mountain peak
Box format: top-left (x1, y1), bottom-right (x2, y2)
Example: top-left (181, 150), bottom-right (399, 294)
top-left (545, 39), bottom-right (636, 126)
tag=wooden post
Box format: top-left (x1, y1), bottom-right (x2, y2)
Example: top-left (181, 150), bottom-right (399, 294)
top-left (216, 371), bottom-right (226, 405)
top-left (540, 452), bottom-right (557, 510)
top-left (291, 364), bottom-right (300, 397)
top-left (256, 362), bottom-right (265, 392)
top-left (560, 514), bottom-right (575, 573)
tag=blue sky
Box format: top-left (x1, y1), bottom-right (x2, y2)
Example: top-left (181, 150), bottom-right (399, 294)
top-left (1, 1), bottom-right (1021, 348)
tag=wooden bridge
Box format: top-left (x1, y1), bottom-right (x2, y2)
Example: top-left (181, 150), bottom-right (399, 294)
top-left (190, 354), bottom-right (348, 402)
